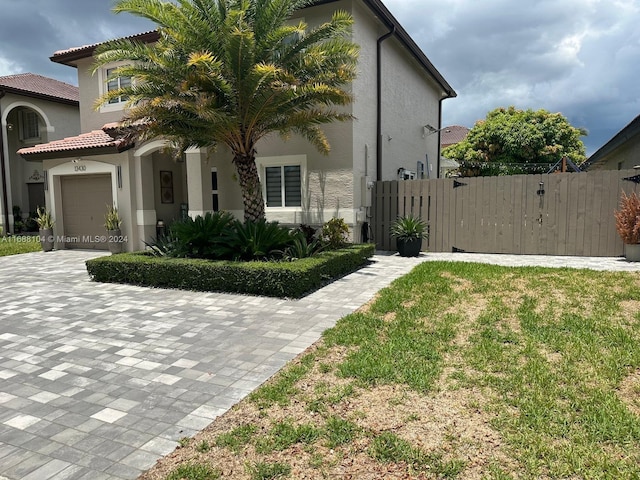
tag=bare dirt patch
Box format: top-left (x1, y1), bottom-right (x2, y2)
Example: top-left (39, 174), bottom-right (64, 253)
top-left (618, 368), bottom-right (640, 417)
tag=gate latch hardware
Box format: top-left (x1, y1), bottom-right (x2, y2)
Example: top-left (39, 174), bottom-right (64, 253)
top-left (537, 181), bottom-right (545, 196)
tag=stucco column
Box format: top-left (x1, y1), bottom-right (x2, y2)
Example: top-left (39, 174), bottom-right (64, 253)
top-left (134, 154), bottom-right (156, 248)
top-left (185, 147), bottom-right (211, 218)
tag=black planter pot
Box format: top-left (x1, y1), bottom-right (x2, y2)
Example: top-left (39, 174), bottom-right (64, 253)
top-left (396, 237), bottom-right (422, 257)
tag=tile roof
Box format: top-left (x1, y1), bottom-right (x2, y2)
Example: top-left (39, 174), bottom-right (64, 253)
top-left (51, 31), bottom-right (160, 67)
top-left (0, 73), bottom-right (78, 103)
top-left (18, 130), bottom-right (133, 157)
top-left (441, 125), bottom-right (470, 147)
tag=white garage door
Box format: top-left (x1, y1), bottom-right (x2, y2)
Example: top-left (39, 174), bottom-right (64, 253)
top-left (61, 174), bottom-right (112, 250)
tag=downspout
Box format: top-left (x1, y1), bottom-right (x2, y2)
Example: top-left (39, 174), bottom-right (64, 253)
top-left (0, 91), bottom-right (9, 234)
top-left (437, 97), bottom-right (444, 178)
top-left (376, 25), bottom-right (395, 181)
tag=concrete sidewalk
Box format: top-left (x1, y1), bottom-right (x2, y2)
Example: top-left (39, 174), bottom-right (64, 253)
top-left (0, 250), bottom-right (637, 480)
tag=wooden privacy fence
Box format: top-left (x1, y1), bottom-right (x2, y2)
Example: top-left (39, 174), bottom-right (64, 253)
top-left (372, 169), bottom-right (640, 257)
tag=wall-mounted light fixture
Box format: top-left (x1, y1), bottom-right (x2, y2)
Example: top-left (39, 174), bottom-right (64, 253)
top-left (6, 123), bottom-right (13, 132)
top-left (117, 165), bottom-right (122, 189)
top-left (422, 124), bottom-right (451, 138)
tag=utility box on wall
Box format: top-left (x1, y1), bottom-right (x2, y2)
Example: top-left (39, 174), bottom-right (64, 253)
top-left (361, 176), bottom-right (372, 207)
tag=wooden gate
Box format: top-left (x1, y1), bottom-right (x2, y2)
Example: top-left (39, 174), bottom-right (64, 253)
top-left (372, 169), bottom-right (640, 256)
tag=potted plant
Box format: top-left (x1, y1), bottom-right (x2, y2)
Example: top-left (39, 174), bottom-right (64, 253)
top-left (390, 214), bottom-right (428, 257)
top-left (35, 206), bottom-right (54, 252)
top-left (104, 204), bottom-right (123, 254)
top-left (614, 191), bottom-right (640, 261)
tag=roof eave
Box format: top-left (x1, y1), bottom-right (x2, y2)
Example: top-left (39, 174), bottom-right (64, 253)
top-left (0, 86), bottom-right (78, 106)
top-left (50, 31), bottom-right (161, 67)
top-left (584, 114), bottom-right (640, 169)
top-left (19, 143), bottom-right (134, 161)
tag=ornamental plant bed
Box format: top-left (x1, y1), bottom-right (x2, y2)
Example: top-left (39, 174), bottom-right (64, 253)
top-left (85, 244), bottom-right (374, 298)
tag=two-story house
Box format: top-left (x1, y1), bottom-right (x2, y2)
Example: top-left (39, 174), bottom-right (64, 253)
top-left (18, 0), bottom-right (455, 251)
top-left (0, 73), bottom-right (79, 234)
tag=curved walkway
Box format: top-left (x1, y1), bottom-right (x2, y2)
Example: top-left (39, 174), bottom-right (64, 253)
top-left (0, 250), bottom-right (637, 480)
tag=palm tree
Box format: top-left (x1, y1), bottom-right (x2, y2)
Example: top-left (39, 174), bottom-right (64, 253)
top-left (93, 0), bottom-right (359, 221)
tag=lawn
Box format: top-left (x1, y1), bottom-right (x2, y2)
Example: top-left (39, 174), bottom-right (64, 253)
top-left (139, 261), bottom-right (640, 480)
top-left (0, 235), bottom-right (42, 256)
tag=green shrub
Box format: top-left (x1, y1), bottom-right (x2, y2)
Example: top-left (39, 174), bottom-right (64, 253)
top-left (321, 218), bottom-right (349, 249)
top-left (85, 244), bottom-right (374, 298)
top-left (148, 214), bottom-right (306, 261)
top-left (170, 211), bottom-right (236, 259)
top-left (283, 233), bottom-right (324, 260)
top-left (224, 219), bottom-right (295, 261)
top-left (144, 233), bottom-right (179, 257)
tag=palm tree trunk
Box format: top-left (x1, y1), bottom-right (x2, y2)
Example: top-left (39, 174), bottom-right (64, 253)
top-left (233, 153), bottom-right (265, 222)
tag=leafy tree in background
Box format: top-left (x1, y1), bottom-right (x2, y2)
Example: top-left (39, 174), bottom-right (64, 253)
top-left (442, 106), bottom-right (587, 177)
top-left (93, 0), bottom-right (359, 221)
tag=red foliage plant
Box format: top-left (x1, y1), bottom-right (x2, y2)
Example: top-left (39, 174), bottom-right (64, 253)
top-left (614, 191), bottom-right (640, 244)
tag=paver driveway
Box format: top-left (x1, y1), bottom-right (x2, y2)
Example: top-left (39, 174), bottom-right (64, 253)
top-left (0, 250), bottom-right (427, 480)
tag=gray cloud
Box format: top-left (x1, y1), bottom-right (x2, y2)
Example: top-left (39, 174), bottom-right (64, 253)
top-left (384, 0), bottom-right (640, 154)
top-left (1, 0), bottom-right (638, 155)
top-left (0, 0), bottom-right (155, 84)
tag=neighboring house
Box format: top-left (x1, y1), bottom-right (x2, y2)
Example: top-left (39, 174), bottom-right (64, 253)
top-left (0, 73), bottom-right (79, 233)
top-left (18, 0), bottom-right (456, 252)
top-left (439, 125), bottom-right (469, 177)
top-left (583, 114), bottom-right (640, 171)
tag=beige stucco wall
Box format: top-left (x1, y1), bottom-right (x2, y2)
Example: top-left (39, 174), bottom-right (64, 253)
top-left (378, 38), bottom-right (442, 182)
top-left (589, 133), bottom-right (640, 170)
top-left (74, 57), bottom-right (128, 132)
top-left (1, 92), bottom-right (80, 228)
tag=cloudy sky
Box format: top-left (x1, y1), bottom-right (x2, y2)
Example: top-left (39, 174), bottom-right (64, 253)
top-left (1, 0), bottom-right (639, 155)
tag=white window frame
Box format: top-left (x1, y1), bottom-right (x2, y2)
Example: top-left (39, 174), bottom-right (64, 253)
top-left (98, 62), bottom-right (132, 113)
top-left (257, 154), bottom-right (306, 210)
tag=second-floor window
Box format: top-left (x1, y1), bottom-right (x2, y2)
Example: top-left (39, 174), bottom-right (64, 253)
top-left (106, 67), bottom-right (131, 105)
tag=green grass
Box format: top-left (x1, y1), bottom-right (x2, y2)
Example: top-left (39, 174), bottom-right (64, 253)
top-left (165, 462), bottom-right (220, 480)
top-left (214, 424), bottom-right (257, 453)
top-left (249, 353), bottom-right (316, 409)
top-left (369, 431), bottom-right (465, 477)
top-left (255, 419), bottom-right (322, 453)
top-left (245, 461), bottom-right (291, 480)
top-left (0, 236), bottom-right (41, 256)
top-left (322, 261), bottom-right (640, 478)
top-left (154, 260), bottom-right (640, 479)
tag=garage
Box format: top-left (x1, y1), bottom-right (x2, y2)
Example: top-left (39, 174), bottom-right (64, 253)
top-left (61, 174), bottom-right (112, 249)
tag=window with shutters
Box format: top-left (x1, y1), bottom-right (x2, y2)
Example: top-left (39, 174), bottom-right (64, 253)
top-left (257, 155), bottom-right (306, 209)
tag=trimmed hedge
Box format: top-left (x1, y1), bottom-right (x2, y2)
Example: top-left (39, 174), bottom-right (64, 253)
top-left (85, 244), bottom-right (374, 298)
